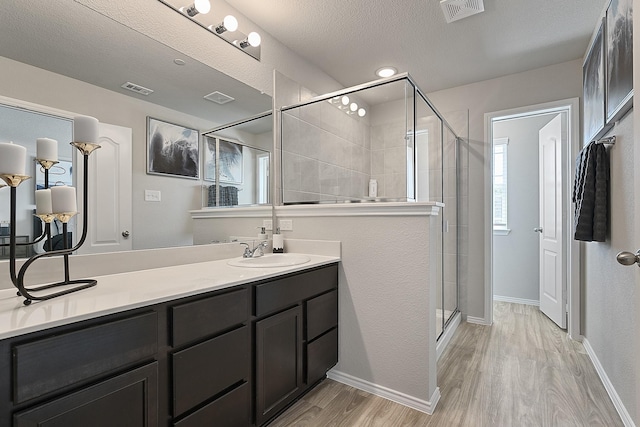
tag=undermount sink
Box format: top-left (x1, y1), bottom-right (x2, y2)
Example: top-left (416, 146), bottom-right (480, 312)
top-left (227, 254), bottom-right (311, 268)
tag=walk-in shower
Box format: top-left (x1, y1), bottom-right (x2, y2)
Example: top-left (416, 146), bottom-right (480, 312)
top-left (279, 73), bottom-right (466, 342)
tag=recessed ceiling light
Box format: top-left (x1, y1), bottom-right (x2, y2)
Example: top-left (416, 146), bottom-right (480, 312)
top-left (174, 59), bottom-right (186, 66)
top-left (376, 67), bottom-right (397, 78)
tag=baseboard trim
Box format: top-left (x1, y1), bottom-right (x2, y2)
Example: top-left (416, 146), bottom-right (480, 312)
top-left (493, 295), bottom-right (540, 306)
top-left (582, 338), bottom-right (635, 427)
top-left (327, 370), bottom-right (440, 415)
top-left (466, 315), bottom-right (490, 325)
top-left (437, 311), bottom-right (461, 360)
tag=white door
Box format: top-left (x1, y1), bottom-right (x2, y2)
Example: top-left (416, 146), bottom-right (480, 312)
top-left (76, 123), bottom-right (132, 254)
top-left (538, 114), bottom-right (566, 328)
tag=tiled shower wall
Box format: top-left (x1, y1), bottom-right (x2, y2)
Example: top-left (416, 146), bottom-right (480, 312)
top-left (370, 120), bottom-right (409, 199)
top-left (282, 101), bottom-right (371, 202)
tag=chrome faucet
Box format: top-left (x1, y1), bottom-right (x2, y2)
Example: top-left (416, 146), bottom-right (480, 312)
top-left (240, 241), bottom-right (269, 258)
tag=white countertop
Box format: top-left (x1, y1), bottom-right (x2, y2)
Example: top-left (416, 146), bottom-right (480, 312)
top-left (0, 254), bottom-right (340, 340)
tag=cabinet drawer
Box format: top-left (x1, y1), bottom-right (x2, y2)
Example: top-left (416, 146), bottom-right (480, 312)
top-left (306, 290), bottom-right (338, 341)
top-left (255, 264), bottom-right (338, 317)
top-left (173, 381), bottom-right (250, 427)
top-left (171, 287), bottom-right (248, 347)
top-left (14, 312), bottom-right (158, 404)
top-left (172, 326), bottom-right (249, 417)
top-left (14, 362), bottom-right (158, 427)
top-left (306, 328), bottom-right (338, 385)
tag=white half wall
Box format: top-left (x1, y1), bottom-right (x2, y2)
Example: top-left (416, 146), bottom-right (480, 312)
top-left (271, 204), bottom-right (440, 408)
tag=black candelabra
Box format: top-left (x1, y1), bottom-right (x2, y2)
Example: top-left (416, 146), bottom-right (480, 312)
top-left (1, 142), bottom-right (100, 305)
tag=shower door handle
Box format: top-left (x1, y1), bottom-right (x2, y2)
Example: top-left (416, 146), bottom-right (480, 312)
top-left (616, 250), bottom-right (640, 267)
top-left (533, 227), bottom-right (543, 233)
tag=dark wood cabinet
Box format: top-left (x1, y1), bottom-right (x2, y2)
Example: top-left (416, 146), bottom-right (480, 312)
top-left (0, 261), bottom-right (339, 427)
top-left (13, 362), bottom-right (158, 427)
top-left (253, 264), bottom-right (339, 426)
top-left (13, 312), bottom-right (158, 404)
top-left (172, 326), bottom-right (250, 418)
top-left (255, 306), bottom-right (303, 426)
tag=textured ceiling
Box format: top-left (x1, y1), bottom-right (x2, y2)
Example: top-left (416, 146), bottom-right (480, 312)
top-left (225, 0), bottom-right (606, 92)
top-left (0, 0), bottom-right (606, 127)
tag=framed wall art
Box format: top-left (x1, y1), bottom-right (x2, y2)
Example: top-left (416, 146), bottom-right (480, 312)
top-left (203, 137), bottom-right (243, 184)
top-left (582, 19), bottom-right (607, 145)
top-left (606, 0), bottom-right (633, 123)
top-left (147, 117), bottom-right (199, 179)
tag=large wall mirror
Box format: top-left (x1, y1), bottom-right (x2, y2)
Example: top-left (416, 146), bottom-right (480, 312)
top-left (202, 112), bottom-right (272, 208)
top-left (0, 0), bottom-right (273, 257)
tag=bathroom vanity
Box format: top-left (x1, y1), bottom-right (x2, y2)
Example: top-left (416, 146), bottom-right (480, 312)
top-left (0, 255), bottom-right (339, 426)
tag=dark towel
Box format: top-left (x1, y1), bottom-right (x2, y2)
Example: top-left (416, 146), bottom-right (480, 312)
top-left (207, 185), bottom-right (239, 207)
top-left (573, 141), bottom-right (609, 241)
top-left (207, 185), bottom-right (216, 207)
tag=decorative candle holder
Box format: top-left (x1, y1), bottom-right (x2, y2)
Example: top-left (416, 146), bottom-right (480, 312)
top-left (36, 159), bottom-right (59, 171)
top-left (0, 174), bottom-right (31, 188)
top-left (71, 142), bottom-right (101, 155)
top-left (3, 142), bottom-right (101, 305)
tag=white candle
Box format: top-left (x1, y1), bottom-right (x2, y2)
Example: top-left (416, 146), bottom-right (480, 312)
top-left (51, 185), bottom-right (77, 213)
top-left (73, 115), bottom-right (99, 143)
top-left (35, 189), bottom-right (53, 214)
top-left (0, 141), bottom-right (27, 176)
top-left (36, 138), bottom-right (58, 162)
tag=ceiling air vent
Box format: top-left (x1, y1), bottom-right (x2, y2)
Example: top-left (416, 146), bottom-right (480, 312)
top-left (204, 91), bottom-right (235, 105)
top-left (440, 0), bottom-right (484, 23)
top-left (121, 82), bottom-right (154, 96)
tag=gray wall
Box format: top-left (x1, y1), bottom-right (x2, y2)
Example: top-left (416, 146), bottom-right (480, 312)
top-left (492, 114), bottom-right (556, 302)
top-left (583, 112), bottom-right (636, 423)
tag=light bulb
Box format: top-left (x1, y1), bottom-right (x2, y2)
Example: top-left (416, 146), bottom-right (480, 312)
top-left (212, 15), bottom-right (238, 34)
top-left (247, 32), bottom-right (261, 47)
top-left (350, 102), bottom-right (358, 112)
top-left (240, 32), bottom-right (261, 48)
top-left (194, 0), bottom-right (211, 14)
top-left (340, 96), bottom-right (350, 106)
top-left (182, 0), bottom-right (210, 16)
top-left (358, 108), bottom-right (366, 117)
top-left (223, 15), bottom-right (238, 32)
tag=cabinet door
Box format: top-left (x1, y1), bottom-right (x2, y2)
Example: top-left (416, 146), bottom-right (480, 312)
top-left (255, 306), bottom-right (303, 426)
top-left (14, 362), bottom-right (158, 427)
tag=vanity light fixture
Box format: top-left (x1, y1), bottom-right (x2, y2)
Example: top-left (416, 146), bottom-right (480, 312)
top-left (376, 67), bottom-right (397, 78)
top-left (180, 0), bottom-right (211, 17)
top-left (157, 0), bottom-right (261, 60)
top-left (211, 15), bottom-right (238, 34)
top-left (240, 31), bottom-right (262, 48)
top-left (327, 94), bottom-right (367, 119)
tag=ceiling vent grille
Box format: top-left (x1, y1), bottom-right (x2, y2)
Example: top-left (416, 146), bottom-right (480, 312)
top-left (440, 0), bottom-right (484, 23)
top-left (121, 82), bottom-right (154, 96)
top-left (204, 91), bottom-right (235, 105)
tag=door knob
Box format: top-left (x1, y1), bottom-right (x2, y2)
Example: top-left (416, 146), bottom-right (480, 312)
top-left (122, 230), bottom-right (130, 238)
top-left (533, 227), bottom-right (543, 233)
top-left (616, 250), bottom-right (640, 267)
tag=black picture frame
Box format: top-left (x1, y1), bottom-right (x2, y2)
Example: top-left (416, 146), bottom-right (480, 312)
top-left (606, 0), bottom-right (634, 124)
top-left (583, 19), bottom-right (607, 145)
top-left (147, 117), bottom-right (199, 179)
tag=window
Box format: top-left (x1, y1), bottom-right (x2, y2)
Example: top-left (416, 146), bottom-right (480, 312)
top-left (493, 138), bottom-right (509, 231)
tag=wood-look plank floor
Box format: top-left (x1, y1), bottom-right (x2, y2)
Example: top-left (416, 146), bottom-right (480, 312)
top-left (269, 302), bottom-right (624, 426)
